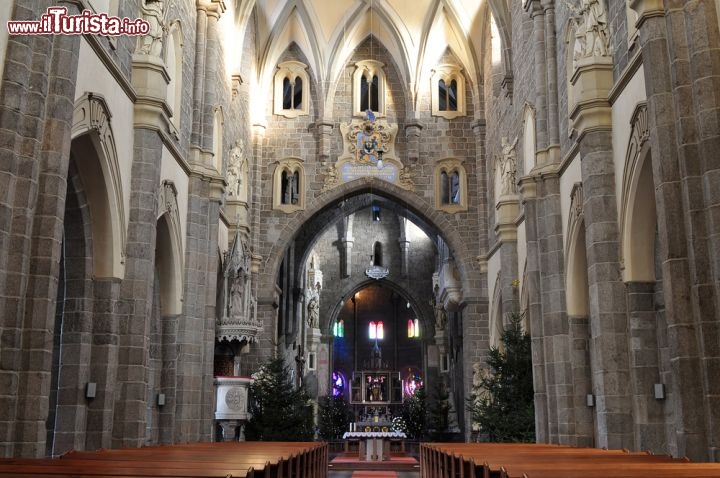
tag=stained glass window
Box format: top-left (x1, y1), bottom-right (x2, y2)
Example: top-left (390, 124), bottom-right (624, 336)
top-left (332, 371), bottom-right (346, 397)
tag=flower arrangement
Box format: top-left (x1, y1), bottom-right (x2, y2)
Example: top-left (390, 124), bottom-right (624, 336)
top-left (392, 416), bottom-right (408, 434)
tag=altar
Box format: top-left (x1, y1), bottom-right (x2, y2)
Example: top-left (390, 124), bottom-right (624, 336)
top-left (342, 431), bottom-right (407, 461)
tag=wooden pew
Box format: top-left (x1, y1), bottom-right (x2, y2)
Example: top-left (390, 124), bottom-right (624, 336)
top-left (0, 441), bottom-right (328, 478)
top-left (420, 442), bottom-right (720, 478)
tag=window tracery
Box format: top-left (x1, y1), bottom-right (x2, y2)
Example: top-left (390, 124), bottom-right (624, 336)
top-left (431, 64), bottom-right (466, 119)
top-left (435, 158), bottom-right (468, 213)
top-left (273, 61), bottom-right (309, 118)
top-left (272, 158), bottom-right (305, 213)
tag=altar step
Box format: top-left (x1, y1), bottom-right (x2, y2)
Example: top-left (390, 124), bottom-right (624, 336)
top-left (329, 453), bottom-right (420, 472)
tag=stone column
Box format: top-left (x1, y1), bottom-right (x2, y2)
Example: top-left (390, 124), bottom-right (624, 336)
top-left (460, 297), bottom-right (490, 442)
top-left (682, 0), bottom-right (720, 460)
top-left (398, 217), bottom-right (410, 277)
top-left (625, 281), bottom-right (665, 453)
top-left (525, 0), bottom-right (548, 163)
top-left (630, 0), bottom-right (709, 459)
top-left (342, 215), bottom-right (354, 278)
top-left (536, 173), bottom-right (573, 444)
top-left (541, 0), bottom-right (560, 163)
top-left (0, 3), bottom-right (82, 456)
top-left (190, 8), bottom-right (208, 149)
top-left (568, 315), bottom-right (594, 447)
top-left (495, 195), bottom-right (520, 317)
top-left (518, 176), bottom-right (549, 443)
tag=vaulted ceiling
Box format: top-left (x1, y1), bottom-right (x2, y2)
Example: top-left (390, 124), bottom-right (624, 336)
top-left (231, 0), bottom-right (513, 118)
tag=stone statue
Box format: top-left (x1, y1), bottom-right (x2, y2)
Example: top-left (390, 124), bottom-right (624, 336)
top-left (137, 0), bottom-right (165, 57)
top-left (227, 141), bottom-right (244, 197)
top-left (568, 0), bottom-right (610, 61)
top-left (435, 305), bottom-right (448, 331)
top-left (499, 136), bottom-right (519, 196)
top-left (229, 274), bottom-right (243, 317)
top-left (306, 296), bottom-right (319, 329)
top-left (321, 164), bottom-right (339, 192)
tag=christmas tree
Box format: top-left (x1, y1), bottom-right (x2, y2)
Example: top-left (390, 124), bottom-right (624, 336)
top-left (245, 356), bottom-right (314, 441)
top-left (317, 394), bottom-right (352, 440)
top-left (467, 313), bottom-right (535, 442)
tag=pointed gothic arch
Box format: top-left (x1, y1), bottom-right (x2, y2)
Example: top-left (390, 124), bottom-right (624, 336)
top-left (619, 104), bottom-right (655, 282)
top-left (260, 178), bottom-right (478, 304)
top-left (156, 181), bottom-right (185, 316)
top-left (71, 92), bottom-right (126, 279)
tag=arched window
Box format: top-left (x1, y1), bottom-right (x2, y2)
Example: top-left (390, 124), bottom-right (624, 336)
top-left (212, 107), bottom-right (223, 172)
top-left (407, 318), bottom-right (420, 338)
top-left (274, 61), bottom-right (309, 118)
top-left (431, 65), bottom-right (466, 119)
top-left (272, 158), bottom-right (305, 213)
top-left (353, 60), bottom-right (386, 117)
top-left (435, 158), bottom-right (468, 212)
top-left (333, 319), bottom-right (345, 338)
top-left (368, 321), bottom-right (384, 340)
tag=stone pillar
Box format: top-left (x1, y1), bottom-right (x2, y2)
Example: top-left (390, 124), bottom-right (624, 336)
top-left (541, 0), bottom-right (560, 163)
top-left (112, 130), bottom-right (163, 447)
top-left (461, 298), bottom-right (490, 442)
top-left (525, 0), bottom-right (548, 163)
top-left (495, 195), bottom-right (520, 317)
top-left (536, 173), bottom-right (573, 444)
top-left (625, 281), bottom-right (665, 453)
top-left (630, 0), bottom-right (710, 459)
top-left (191, 8), bottom-right (208, 149)
top-left (342, 215), bottom-right (354, 278)
top-left (682, 0), bottom-right (720, 460)
top-left (111, 34), bottom-right (171, 447)
top-left (575, 118), bottom-right (633, 449)
top-left (0, 3), bottom-right (82, 456)
top-left (398, 217), bottom-right (410, 278)
top-left (518, 177), bottom-right (549, 443)
top-left (568, 315), bottom-right (594, 447)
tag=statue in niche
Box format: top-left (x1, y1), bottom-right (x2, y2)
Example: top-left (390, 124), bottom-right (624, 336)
top-left (226, 141), bottom-right (244, 197)
top-left (229, 273), bottom-right (244, 318)
top-left (435, 305), bottom-right (448, 331)
top-left (498, 136), bottom-right (519, 196)
top-left (137, 0), bottom-right (165, 57)
top-left (282, 171), bottom-right (299, 204)
top-left (568, 0), bottom-right (610, 61)
top-left (306, 296), bottom-right (319, 329)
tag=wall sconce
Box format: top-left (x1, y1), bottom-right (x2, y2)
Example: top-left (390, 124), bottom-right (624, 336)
top-left (157, 393), bottom-right (166, 407)
top-left (654, 383), bottom-right (665, 400)
top-left (586, 394), bottom-right (595, 407)
top-left (85, 382), bottom-right (96, 399)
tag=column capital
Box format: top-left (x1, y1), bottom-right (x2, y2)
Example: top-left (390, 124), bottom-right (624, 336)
top-left (628, 0), bottom-right (665, 28)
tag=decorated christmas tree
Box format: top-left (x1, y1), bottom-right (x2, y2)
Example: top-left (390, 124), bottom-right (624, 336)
top-left (245, 356), bottom-right (314, 441)
top-left (467, 313), bottom-right (535, 442)
top-left (317, 394), bottom-right (352, 440)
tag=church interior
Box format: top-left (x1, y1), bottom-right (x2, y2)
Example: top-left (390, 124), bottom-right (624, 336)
top-left (0, 0), bottom-right (719, 469)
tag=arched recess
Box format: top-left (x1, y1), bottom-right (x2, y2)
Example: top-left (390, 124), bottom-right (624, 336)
top-left (486, 0), bottom-right (513, 88)
top-left (489, 272), bottom-right (504, 349)
top-left (619, 104), bottom-right (655, 282)
top-left (260, 178), bottom-right (477, 304)
top-left (324, 278), bottom-right (434, 341)
top-left (565, 182), bottom-right (589, 317)
top-left (522, 102), bottom-right (536, 176)
top-left (156, 181), bottom-right (184, 316)
top-left (71, 92), bottom-right (126, 279)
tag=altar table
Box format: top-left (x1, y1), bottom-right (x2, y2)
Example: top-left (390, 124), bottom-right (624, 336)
top-left (342, 431), bottom-right (407, 461)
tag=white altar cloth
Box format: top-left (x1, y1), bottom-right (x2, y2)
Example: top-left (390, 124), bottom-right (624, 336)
top-left (342, 431), bottom-right (406, 461)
